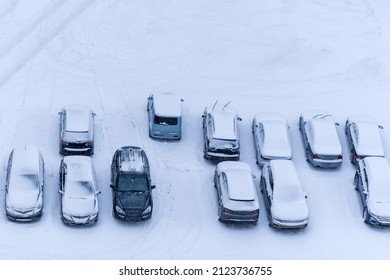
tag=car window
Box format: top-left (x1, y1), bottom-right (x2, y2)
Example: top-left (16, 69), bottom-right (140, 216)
top-left (267, 166), bottom-right (274, 190)
top-left (260, 124), bottom-right (265, 143)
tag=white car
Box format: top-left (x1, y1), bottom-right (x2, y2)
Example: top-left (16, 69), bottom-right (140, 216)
top-left (5, 145), bottom-right (44, 222)
top-left (59, 104), bottom-right (95, 155)
top-left (252, 112), bottom-right (292, 166)
top-left (354, 157), bottom-right (390, 226)
top-left (214, 161), bottom-right (259, 224)
top-left (59, 156), bottom-right (101, 226)
top-left (345, 115), bottom-right (385, 165)
top-left (260, 160), bottom-right (309, 229)
top-left (299, 110), bottom-right (343, 168)
top-left (202, 102), bottom-right (241, 161)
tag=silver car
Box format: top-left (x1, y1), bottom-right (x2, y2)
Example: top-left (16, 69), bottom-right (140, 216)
top-left (260, 160), bottom-right (309, 229)
top-left (252, 112), bottom-right (292, 166)
top-left (214, 161), bottom-right (259, 224)
top-left (354, 157), bottom-right (390, 226)
top-left (299, 110), bottom-right (343, 168)
top-left (202, 102), bottom-right (241, 161)
top-left (5, 145), bottom-right (44, 222)
top-left (59, 156), bottom-right (101, 226)
top-left (345, 115), bottom-right (385, 165)
top-left (59, 104), bottom-right (95, 155)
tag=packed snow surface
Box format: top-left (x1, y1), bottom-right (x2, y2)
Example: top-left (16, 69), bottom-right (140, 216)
top-left (1, 0), bottom-right (390, 259)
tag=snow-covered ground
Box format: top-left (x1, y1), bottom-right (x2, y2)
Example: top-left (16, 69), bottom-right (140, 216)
top-left (1, 0), bottom-right (390, 259)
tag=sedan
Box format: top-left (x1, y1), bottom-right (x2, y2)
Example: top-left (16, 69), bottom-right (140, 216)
top-left (5, 145), bottom-right (44, 222)
top-left (260, 160), bottom-right (309, 229)
top-left (354, 157), bottom-right (390, 226)
top-left (299, 110), bottom-right (343, 168)
top-left (59, 104), bottom-right (95, 155)
top-left (252, 112), bottom-right (292, 166)
top-left (59, 156), bottom-right (101, 226)
top-left (345, 115), bottom-right (385, 165)
top-left (214, 161), bottom-right (259, 224)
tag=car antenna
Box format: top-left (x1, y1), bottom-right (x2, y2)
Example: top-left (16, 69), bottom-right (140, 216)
top-left (222, 101), bottom-right (232, 111)
top-left (212, 100), bottom-right (218, 110)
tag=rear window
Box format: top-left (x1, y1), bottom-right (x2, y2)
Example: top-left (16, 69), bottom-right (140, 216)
top-left (154, 116), bottom-right (178, 125)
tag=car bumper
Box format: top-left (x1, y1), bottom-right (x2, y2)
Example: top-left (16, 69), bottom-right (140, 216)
top-left (366, 214), bottom-right (390, 227)
top-left (219, 211), bottom-right (258, 224)
top-left (113, 209), bottom-right (152, 222)
top-left (62, 214), bottom-right (98, 226)
top-left (271, 218), bottom-right (309, 229)
top-left (309, 158), bottom-right (342, 168)
top-left (149, 131), bottom-right (181, 140)
top-left (6, 210), bottom-right (42, 222)
top-left (205, 151), bottom-right (240, 162)
top-left (61, 146), bottom-right (93, 156)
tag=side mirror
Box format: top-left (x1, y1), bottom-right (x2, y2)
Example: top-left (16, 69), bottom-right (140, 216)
top-left (96, 190), bottom-right (102, 195)
top-left (181, 99), bottom-right (184, 102)
top-left (335, 122), bottom-right (340, 126)
top-left (110, 184), bottom-right (116, 190)
top-left (379, 125), bottom-right (384, 129)
top-left (151, 185), bottom-right (156, 189)
top-left (147, 96), bottom-right (152, 100)
top-left (237, 117), bottom-right (242, 121)
top-left (58, 190), bottom-right (64, 195)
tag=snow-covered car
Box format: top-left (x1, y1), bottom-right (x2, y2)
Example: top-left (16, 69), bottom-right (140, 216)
top-left (214, 161), bottom-right (259, 224)
top-left (354, 157), bottom-right (390, 226)
top-left (252, 112), bottom-right (292, 166)
top-left (202, 102), bottom-right (241, 161)
top-left (345, 115), bottom-right (385, 165)
top-left (59, 104), bottom-right (95, 155)
top-left (299, 110), bottom-right (343, 168)
top-left (110, 146), bottom-right (155, 222)
top-left (59, 156), bottom-right (101, 226)
top-left (260, 160), bottom-right (309, 229)
top-left (147, 92), bottom-right (183, 140)
top-left (5, 145), bottom-right (44, 222)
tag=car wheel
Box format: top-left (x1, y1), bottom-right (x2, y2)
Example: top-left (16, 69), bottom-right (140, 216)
top-left (305, 147), bottom-right (309, 161)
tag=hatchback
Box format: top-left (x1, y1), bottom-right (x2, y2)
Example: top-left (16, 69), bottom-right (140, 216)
top-left (345, 115), bottom-right (385, 165)
top-left (59, 104), bottom-right (95, 155)
top-left (202, 102), bottom-right (241, 161)
top-left (252, 112), bottom-right (292, 166)
top-left (299, 110), bottom-right (343, 168)
top-left (214, 161), bottom-right (259, 224)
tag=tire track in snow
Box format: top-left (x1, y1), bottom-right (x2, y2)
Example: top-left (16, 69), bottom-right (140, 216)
top-left (0, 0), bottom-right (20, 20)
top-left (0, 0), bottom-right (96, 88)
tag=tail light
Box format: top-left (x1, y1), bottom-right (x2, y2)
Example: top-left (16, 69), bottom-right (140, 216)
top-left (337, 155), bottom-right (343, 160)
top-left (85, 141), bottom-right (93, 147)
top-left (355, 154), bottom-right (362, 160)
top-left (312, 154), bottom-right (320, 159)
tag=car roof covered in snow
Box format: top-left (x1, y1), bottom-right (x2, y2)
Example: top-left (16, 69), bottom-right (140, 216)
top-left (152, 92), bottom-right (182, 117)
top-left (118, 146), bottom-right (147, 173)
top-left (300, 110), bottom-right (333, 123)
top-left (347, 115), bottom-right (384, 157)
top-left (218, 161), bottom-right (255, 201)
top-left (269, 160), bottom-right (304, 202)
top-left (63, 156), bottom-right (94, 183)
top-left (207, 105), bottom-right (238, 140)
top-left (254, 112), bottom-right (288, 124)
top-left (307, 116), bottom-right (342, 155)
top-left (363, 157), bottom-right (390, 202)
top-left (63, 104), bottom-right (93, 132)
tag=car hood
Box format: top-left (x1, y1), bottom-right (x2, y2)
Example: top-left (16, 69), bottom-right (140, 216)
top-left (116, 191), bottom-right (149, 209)
top-left (6, 190), bottom-right (40, 209)
top-left (271, 199), bottom-right (309, 221)
top-left (62, 196), bottom-right (97, 216)
top-left (369, 201), bottom-right (390, 219)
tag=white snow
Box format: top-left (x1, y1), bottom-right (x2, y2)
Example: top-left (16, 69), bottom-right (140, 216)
top-left (1, 0), bottom-right (390, 260)
top-left (152, 92), bottom-right (182, 118)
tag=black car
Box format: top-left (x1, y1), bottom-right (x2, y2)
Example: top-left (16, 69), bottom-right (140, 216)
top-left (110, 146), bottom-right (155, 221)
top-left (59, 104), bottom-right (95, 156)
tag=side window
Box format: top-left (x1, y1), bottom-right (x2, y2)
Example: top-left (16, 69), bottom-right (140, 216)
top-left (352, 124), bottom-right (358, 143)
top-left (362, 168), bottom-right (369, 190)
top-left (267, 166), bottom-right (274, 191)
top-left (5, 152), bottom-right (13, 187)
top-left (220, 173), bottom-right (228, 194)
top-left (259, 124), bottom-right (265, 143)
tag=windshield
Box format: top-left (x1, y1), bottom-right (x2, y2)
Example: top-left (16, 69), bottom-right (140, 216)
top-left (66, 181), bottom-right (94, 199)
top-left (154, 116), bottom-right (178, 125)
top-left (118, 175), bottom-right (148, 192)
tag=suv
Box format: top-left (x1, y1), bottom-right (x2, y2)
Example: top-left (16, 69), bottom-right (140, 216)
top-left (202, 102), bottom-right (241, 161)
top-left (110, 146), bottom-right (155, 221)
top-left (59, 104), bottom-right (95, 155)
top-left (147, 92), bottom-right (183, 140)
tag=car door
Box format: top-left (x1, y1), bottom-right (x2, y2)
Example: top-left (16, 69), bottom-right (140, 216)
top-left (147, 95), bottom-right (154, 131)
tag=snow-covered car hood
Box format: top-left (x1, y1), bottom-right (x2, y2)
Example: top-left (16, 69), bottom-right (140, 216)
top-left (6, 190), bottom-right (40, 209)
top-left (369, 200), bottom-right (390, 219)
top-left (271, 199), bottom-right (309, 222)
top-left (62, 195), bottom-right (97, 216)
